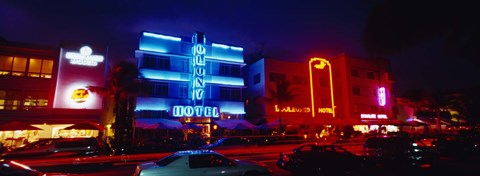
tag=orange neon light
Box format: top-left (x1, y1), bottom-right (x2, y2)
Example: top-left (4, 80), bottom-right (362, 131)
top-left (309, 58), bottom-right (335, 117)
top-left (274, 105), bottom-right (311, 113)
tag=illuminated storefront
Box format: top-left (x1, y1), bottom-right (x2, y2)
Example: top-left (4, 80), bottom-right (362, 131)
top-left (0, 40), bottom-right (108, 147)
top-left (135, 31), bottom-right (246, 136)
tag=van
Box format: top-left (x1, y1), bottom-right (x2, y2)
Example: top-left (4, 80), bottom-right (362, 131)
top-left (0, 137), bottom-right (101, 159)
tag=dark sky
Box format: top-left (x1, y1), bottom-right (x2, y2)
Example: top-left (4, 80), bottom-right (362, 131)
top-left (1, 0), bottom-right (478, 95)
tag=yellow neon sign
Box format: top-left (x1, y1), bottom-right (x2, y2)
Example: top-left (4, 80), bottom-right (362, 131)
top-left (274, 105), bottom-right (311, 113)
top-left (318, 107), bottom-right (334, 114)
top-left (309, 58), bottom-right (335, 117)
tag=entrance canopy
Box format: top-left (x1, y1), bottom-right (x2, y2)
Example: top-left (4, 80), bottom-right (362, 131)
top-left (136, 118), bottom-right (183, 130)
top-left (0, 121), bottom-right (42, 131)
top-left (214, 119), bottom-right (255, 130)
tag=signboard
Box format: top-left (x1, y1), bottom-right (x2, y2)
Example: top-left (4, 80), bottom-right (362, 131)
top-left (53, 44), bottom-right (107, 109)
top-left (309, 58), bottom-right (335, 118)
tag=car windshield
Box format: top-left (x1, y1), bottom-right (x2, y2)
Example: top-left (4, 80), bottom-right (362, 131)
top-left (155, 154), bottom-right (182, 166)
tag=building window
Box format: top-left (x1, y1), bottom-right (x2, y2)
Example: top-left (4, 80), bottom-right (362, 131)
top-left (220, 63), bottom-right (241, 77)
top-left (143, 82), bottom-right (169, 97)
top-left (253, 73), bottom-right (260, 84)
top-left (0, 90), bottom-right (22, 110)
top-left (142, 54), bottom-right (170, 70)
top-left (220, 87), bottom-right (241, 100)
top-left (0, 56), bottom-right (13, 75)
top-left (23, 91), bottom-right (48, 110)
top-left (179, 83), bottom-right (188, 98)
top-left (352, 87), bottom-right (360, 96)
top-left (28, 59), bottom-right (53, 78)
top-left (12, 57), bottom-right (27, 76)
top-left (367, 71), bottom-right (375, 79)
top-left (351, 69), bottom-right (359, 77)
top-left (1, 56), bottom-right (53, 78)
top-left (292, 75), bottom-right (307, 85)
top-left (137, 110), bottom-right (168, 118)
top-left (269, 72), bottom-right (286, 82)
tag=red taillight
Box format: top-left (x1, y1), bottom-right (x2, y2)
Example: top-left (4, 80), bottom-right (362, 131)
top-left (281, 153), bottom-right (289, 162)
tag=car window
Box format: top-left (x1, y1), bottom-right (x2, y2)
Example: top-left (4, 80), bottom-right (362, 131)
top-left (56, 140), bottom-right (85, 148)
top-left (189, 154), bottom-right (231, 168)
top-left (297, 145), bottom-right (313, 153)
top-left (155, 154), bottom-right (182, 166)
top-left (21, 139), bottom-right (54, 150)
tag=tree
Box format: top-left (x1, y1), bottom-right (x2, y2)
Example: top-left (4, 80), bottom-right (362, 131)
top-left (88, 60), bottom-right (142, 153)
top-left (265, 80), bottom-right (298, 133)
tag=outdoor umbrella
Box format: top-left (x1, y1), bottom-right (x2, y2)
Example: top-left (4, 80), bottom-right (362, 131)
top-left (63, 121), bottom-right (106, 130)
top-left (0, 121), bottom-right (42, 131)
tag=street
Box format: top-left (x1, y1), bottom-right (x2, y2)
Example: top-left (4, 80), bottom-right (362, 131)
top-left (24, 142), bottom-right (479, 176)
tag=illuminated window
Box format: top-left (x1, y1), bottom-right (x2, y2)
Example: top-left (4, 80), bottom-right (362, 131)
top-left (253, 73), bottom-right (260, 84)
top-left (12, 57), bottom-right (27, 76)
top-left (41, 60), bottom-right (53, 78)
top-left (23, 91), bottom-right (48, 110)
top-left (2, 90), bottom-right (22, 110)
top-left (0, 90), bottom-right (5, 110)
top-left (352, 87), bottom-right (360, 96)
top-left (367, 71), bottom-right (375, 79)
top-left (0, 56), bottom-right (13, 75)
top-left (269, 72), bottom-right (286, 82)
top-left (351, 69), bottom-right (359, 77)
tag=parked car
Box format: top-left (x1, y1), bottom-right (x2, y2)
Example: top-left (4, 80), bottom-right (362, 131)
top-left (0, 159), bottom-right (79, 176)
top-left (277, 143), bottom-right (364, 175)
top-left (0, 137), bottom-right (101, 159)
top-left (362, 135), bottom-right (439, 168)
top-left (133, 150), bottom-right (272, 176)
top-left (134, 137), bottom-right (193, 154)
top-left (199, 137), bottom-right (255, 150)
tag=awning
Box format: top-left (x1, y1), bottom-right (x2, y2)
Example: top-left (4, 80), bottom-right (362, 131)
top-left (0, 121), bottom-right (42, 131)
top-left (63, 121), bottom-right (105, 130)
top-left (136, 118), bottom-right (183, 130)
top-left (361, 119), bottom-right (405, 125)
top-left (214, 119), bottom-right (255, 130)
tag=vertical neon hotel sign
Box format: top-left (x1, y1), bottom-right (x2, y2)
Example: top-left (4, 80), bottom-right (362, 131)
top-left (172, 32), bottom-right (219, 117)
top-left (309, 58), bottom-right (335, 118)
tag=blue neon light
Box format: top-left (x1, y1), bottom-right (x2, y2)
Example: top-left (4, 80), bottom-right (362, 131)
top-left (141, 69), bottom-right (244, 86)
top-left (143, 32), bottom-right (182, 42)
top-left (207, 75), bottom-right (244, 86)
top-left (217, 101), bottom-right (245, 114)
top-left (212, 43), bottom-right (244, 51)
top-left (135, 97), bottom-right (170, 111)
top-left (140, 69), bottom-right (190, 82)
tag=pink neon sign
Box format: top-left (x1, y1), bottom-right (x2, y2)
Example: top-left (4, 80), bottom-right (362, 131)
top-left (378, 87), bottom-right (386, 106)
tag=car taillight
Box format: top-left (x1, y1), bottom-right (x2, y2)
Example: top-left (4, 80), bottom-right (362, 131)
top-left (280, 153), bottom-right (289, 162)
top-left (363, 147), bottom-right (375, 156)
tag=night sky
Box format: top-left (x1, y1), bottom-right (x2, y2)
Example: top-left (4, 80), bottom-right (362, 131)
top-left (1, 0), bottom-right (478, 95)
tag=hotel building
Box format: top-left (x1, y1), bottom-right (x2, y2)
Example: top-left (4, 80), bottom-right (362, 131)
top-left (134, 31), bottom-right (246, 135)
top-left (244, 53), bottom-right (395, 133)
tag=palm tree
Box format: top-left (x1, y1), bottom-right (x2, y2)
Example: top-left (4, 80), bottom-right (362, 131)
top-left (88, 60), bottom-right (142, 153)
top-left (266, 80), bottom-right (298, 133)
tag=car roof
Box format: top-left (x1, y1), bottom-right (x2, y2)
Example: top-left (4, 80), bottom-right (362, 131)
top-left (173, 150), bottom-right (219, 156)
